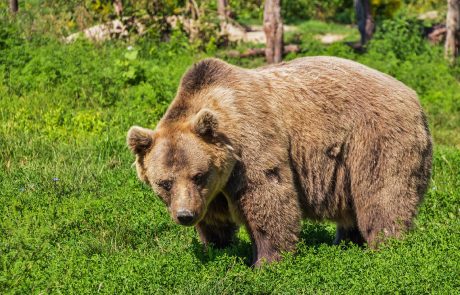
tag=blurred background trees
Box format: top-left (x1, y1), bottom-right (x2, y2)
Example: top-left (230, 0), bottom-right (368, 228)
top-left (263, 0), bottom-right (283, 63)
top-left (2, 0), bottom-right (458, 63)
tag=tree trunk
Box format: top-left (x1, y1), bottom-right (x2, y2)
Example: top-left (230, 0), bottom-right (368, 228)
top-left (9, 0), bottom-right (18, 13)
top-left (217, 0), bottom-right (230, 21)
top-left (263, 0), bottom-right (283, 64)
top-left (113, 0), bottom-right (123, 18)
top-left (217, 0), bottom-right (231, 33)
top-left (445, 0), bottom-right (460, 62)
top-left (355, 0), bottom-right (374, 45)
top-left (186, 0), bottom-right (200, 20)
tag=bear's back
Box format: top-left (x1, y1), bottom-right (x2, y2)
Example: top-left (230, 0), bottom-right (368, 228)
top-left (160, 57), bottom-right (428, 149)
top-left (242, 56), bottom-right (426, 142)
top-left (253, 56), bottom-right (419, 113)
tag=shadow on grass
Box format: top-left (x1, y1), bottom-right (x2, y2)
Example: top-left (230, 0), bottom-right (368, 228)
top-left (299, 222), bottom-right (335, 247)
top-left (191, 222), bottom-right (343, 266)
top-left (191, 234), bottom-right (254, 266)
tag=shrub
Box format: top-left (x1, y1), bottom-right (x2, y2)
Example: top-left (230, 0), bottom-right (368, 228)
top-left (367, 13), bottom-right (428, 60)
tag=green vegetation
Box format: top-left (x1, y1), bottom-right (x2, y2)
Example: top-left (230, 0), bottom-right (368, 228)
top-left (1, 2), bottom-right (459, 293)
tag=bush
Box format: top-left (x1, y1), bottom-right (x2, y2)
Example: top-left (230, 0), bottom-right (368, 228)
top-left (367, 13), bottom-right (428, 60)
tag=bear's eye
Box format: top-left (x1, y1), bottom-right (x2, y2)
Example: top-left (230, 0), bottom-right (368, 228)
top-left (157, 179), bottom-right (173, 191)
top-left (192, 172), bottom-right (207, 186)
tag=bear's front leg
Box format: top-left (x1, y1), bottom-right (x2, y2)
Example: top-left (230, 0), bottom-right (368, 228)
top-left (237, 179), bottom-right (302, 267)
top-left (195, 193), bottom-right (238, 249)
top-left (196, 221), bottom-right (237, 249)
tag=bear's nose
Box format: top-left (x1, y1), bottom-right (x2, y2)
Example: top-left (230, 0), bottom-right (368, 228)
top-left (177, 210), bottom-right (196, 226)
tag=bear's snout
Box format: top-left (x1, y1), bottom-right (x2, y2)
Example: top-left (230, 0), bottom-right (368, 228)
top-left (176, 209), bottom-right (197, 226)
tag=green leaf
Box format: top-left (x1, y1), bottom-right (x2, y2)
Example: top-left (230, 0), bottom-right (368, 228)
top-left (124, 50), bottom-right (138, 61)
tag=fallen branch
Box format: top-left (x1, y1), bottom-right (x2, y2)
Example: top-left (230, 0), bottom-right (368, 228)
top-left (428, 26), bottom-right (447, 44)
top-left (64, 17), bottom-right (147, 43)
top-left (225, 44), bottom-right (300, 58)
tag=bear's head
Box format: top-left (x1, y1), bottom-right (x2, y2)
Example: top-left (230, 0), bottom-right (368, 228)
top-left (127, 109), bottom-right (237, 226)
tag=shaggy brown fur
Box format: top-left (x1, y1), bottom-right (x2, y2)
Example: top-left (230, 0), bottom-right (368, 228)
top-left (127, 57), bottom-right (432, 266)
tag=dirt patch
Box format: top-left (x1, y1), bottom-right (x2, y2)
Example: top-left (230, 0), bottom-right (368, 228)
top-left (314, 33), bottom-right (346, 44)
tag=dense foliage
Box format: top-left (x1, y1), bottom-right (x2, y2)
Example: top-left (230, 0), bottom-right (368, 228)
top-left (1, 4), bottom-right (459, 294)
top-left (0, 0), bottom-right (448, 36)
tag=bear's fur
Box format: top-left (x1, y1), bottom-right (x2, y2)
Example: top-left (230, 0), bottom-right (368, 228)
top-left (127, 57), bottom-right (432, 266)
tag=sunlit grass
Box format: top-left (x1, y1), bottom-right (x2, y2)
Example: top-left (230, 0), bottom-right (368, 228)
top-left (1, 17), bottom-right (459, 293)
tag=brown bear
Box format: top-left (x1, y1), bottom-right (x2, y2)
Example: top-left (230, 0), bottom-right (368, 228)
top-left (127, 57), bottom-right (432, 266)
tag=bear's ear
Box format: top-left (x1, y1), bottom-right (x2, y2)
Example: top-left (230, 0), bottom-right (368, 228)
top-left (127, 126), bottom-right (155, 155)
top-left (192, 109), bottom-right (218, 139)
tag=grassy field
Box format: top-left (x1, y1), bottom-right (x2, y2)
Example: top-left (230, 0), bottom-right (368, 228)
top-left (1, 17), bottom-right (460, 294)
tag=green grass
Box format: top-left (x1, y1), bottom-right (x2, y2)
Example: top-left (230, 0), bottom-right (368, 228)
top-left (1, 16), bottom-right (460, 293)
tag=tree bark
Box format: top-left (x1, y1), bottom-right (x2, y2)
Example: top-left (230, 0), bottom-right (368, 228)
top-left (217, 0), bottom-right (231, 33)
top-left (9, 0), bottom-right (18, 13)
top-left (445, 0), bottom-right (460, 62)
top-left (355, 0), bottom-right (374, 45)
top-left (217, 0), bottom-right (230, 21)
top-left (186, 0), bottom-right (200, 20)
top-left (263, 0), bottom-right (283, 64)
top-left (113, 0), bottom-right (123, 18)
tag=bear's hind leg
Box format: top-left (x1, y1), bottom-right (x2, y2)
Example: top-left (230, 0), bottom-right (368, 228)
top-left (350, 133), bottom-right (429, 248)
top-left (354, 191), bottom-right (416, 248)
